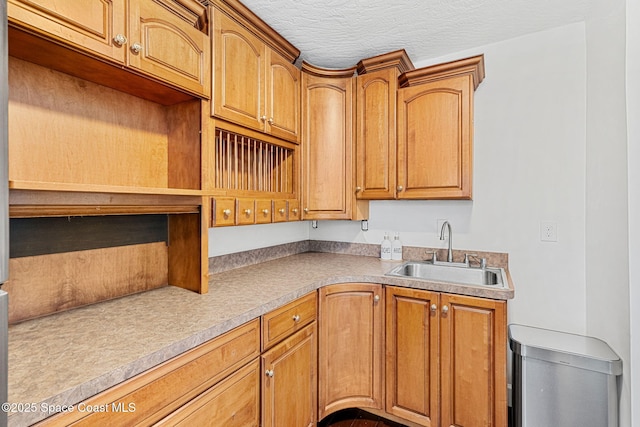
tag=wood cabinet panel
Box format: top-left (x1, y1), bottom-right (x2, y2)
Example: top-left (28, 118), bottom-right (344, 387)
top-left (301, 66), bottom-right (357, 220)
top-left (212, 10), bottom-right (264, 131)
top-left (262, 292), bottom-right (317, 351)
top-left (318, 283), bottom-right (384, 419)
top-left (236, 198), bottom-right (256, 225)
top-left (155, 359), bottom-right (261, 427)
top-left (7, 0), bottom-right (126, 62)
top-left (385, 286), bottom-right (439, 427)
top-left (273, 199), bottom-right (288, 222)
top-left (266, 49), bottom-right (300, 142)
top-left (255, 199), bottom-right (273, 224)
top-left (440, 294), bottom-right (507, 427)
top-left (262, 323), bottom-right (317, 427)
top-left (128, 0), bottom-right (209, 96)
top-left (356, 67), bottom-right (397, 199)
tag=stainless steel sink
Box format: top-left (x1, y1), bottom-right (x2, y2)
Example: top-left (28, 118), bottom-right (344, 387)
top-left (385, 260), bottom-right (507, 288)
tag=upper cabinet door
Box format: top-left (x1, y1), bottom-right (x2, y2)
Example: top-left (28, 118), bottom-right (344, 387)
top-left (128, 0), bottom-right (209, 97)
top-left (301, 69), bottom-right (355, 220)
top-left (356, 68), bottom-right (397, 200)
top-left (8, 0), bottom-right (127, 63)
top-left (266, 49), bottom-right (300, 143)
top-left (212, 10), bottom-right (265, 131)
top-left (397, 74), bottom-right (474, 199)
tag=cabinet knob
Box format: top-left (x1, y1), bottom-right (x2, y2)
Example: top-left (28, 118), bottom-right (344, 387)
top-left (397, 185), bottom-right (404, 192)
top-left (222, 209), bottom-right (231, 217)
top-left (262, 209), bottom-right (269, 215)
top-left (260, 115), bottom-right (267, 122)
top-left (130, 42), bottom-right (143, 54)
top-left (292, 208), bottom-right (299, 214)
top-left (374, 295), bottom-right (380, 303)
top-left (292, 314), bottom-right (300, 322)
top-left (113, 34), bottom-right (127, 47)
top-left (268, 117), bottom-right (274, 124)
top-left (431, 304), bottom-right (437, 312)
top-left (244, 209), bottom-right (252, 215)
top-left (265, 369), bottom-right (274, 378)
top-left (355, 186), bottom-right (362, 193)
top-left (279, 208), bottom-right (286, 214)
top-left (304, 208), bottom-right (309, 213)
top-left (442, 305), bottom-right (449, 314)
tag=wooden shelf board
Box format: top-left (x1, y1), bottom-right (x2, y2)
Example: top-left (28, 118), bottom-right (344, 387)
top-left (9, 180), bottom-right (203, 197)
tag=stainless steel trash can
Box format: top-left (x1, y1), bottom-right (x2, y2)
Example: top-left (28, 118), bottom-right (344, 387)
top-left (509, 324), bottom-right (622, 427)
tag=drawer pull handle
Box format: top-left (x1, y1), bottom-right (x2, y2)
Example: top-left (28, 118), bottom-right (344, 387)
top-left (222, 209), bottom-right (231, 217)
top-left (442, 305), bottom-right (449, 315)
top-left (279, 208), bottom-right (286, 214)
top-left (262, 209), bottom-right (269, 215)
top-left (292, 315), bottom-right (301, 322)
top-left (244, 209), bottom-right (252, 215)
top-left (265, 369), bottom-right (274, 378)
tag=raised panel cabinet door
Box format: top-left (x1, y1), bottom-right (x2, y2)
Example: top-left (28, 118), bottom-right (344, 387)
top-left (212, 9), bottom-right (265, 131)
top-left (128, 0), bottom-right (209, 97)
top-left (439, 294), bottom-right (507, 427)
top-left (8, 0), bottom-right (127, 63)
top-left (318, 283), bottom-right (384, 419)
top-left (385, 286), bottom-right (439, 427)
top-left (356, 67), bottom-right (397, 200)
top-left (397, 75), bottom-right (473, 199)
top-left (301, 71), bottom-right (355, 220)
top-left (262, 323), bottom-right (317, 427)
top-left (266, 49), bottom-right (300, 143)
top-left (155, 359), bottom-right (261, 427)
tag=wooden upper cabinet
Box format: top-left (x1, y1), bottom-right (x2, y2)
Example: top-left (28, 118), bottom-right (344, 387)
top-left (356, 50), bottom-right (414, 200)
top-left (8, 0), bottom-right (210, 101)
top-left (7, 0), bottom-right (127, 62)
top-left (301, 63), bottom-right (367, 220)
top-left (397, 55), bottom-right (484, 199)
top-left (211, 1), bottom-right (300, 143)
top-left (128, 0), bottom-right (210, 97)
top-left (440, 293), bottom-right (507, 427)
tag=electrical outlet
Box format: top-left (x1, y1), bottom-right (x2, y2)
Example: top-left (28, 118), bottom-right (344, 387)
top-left (437, 219), bottom-right (449, 238)
top-left (540, 221), bottom-right (558, 242)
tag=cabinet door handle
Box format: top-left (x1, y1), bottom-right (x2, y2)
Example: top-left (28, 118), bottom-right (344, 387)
top-left (292, 315), bottom-right (300, 322)
top-left (355, 186), bottom-right (362, 193)
top-left (292, 208), bottom-right (299, 214)
top-left (374, 295), bottom-right (380, 303)
top-left (304, 208), bottom-right (309, 213)
top-left (268, 117), bottom-right (274, 124)
top-left (260, 115), bottom-right (267, 122)
top-left (431, 304), bottom-right (437, 312)
top-left (265, 369), bottom-right (274, 378)
top-left (397, 185), bottom-right (404, 192)
top-left (130, 42), bottom-right (143, 54)
top-left (442, 305), bottom-right (449, 314)
top-left (113, 34), bottom-right (127, 46)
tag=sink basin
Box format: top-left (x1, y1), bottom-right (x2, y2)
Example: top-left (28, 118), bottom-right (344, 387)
top-left (385, 261), bottom-right (507, 288)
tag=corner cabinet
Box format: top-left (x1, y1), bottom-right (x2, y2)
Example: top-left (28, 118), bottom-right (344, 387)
top-left (318, 283), bottom-right (384, 419)
top-left (301, 63), bottom-right (368, 220)
top-left (385, 286), bottom-right (507, 427)
top-left (396, 55), bottom-right (485, 199)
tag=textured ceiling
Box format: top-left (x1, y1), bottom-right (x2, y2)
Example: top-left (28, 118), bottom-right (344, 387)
top-left (238, 0), bottom-right (615, 68)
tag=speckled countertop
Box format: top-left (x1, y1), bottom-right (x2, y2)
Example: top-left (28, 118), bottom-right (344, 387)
top-left (7, 251), bottom-right (514, 426)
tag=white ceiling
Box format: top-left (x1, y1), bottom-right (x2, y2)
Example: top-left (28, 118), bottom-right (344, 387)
top-left (237, 0), bottom-right (616, 68)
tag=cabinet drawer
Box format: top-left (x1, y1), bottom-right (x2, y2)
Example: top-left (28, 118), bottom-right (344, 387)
top-left (155, 358), bottom-right (260, 427)
top-left (262, 292), bottom-right (317, 351)
top-left (212, 197), bottom-right (235, 226)
top-left (37, 319), bottom-right (260, 426)
top-left (288, 199), bottom-right (301, 221)
top-left (256, 199), bottom-right (273, 224)
top-left (273, 199), bottom-right (288, 222)
top-left (236, 198), bottom-right (256, 225)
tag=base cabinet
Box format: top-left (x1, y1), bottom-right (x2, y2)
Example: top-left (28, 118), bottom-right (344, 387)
top-left (385, 286), bottom-right (507, 427)
top-left (262, 323), bottom-right (317, 427)
top-left (318, 283), bottom-right (384, 419)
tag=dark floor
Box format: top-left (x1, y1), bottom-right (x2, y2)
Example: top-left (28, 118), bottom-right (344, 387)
top-left (318, 409), bottom-right (408, 427)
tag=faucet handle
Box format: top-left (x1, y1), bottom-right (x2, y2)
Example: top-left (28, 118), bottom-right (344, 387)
top-left (464, 253), bottom-right (477, 266)
top-left (426, 250), bottom-right (437, 263)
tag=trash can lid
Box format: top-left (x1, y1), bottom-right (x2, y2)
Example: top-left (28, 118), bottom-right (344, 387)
top-left (508, 324), bottom-right (622, 375)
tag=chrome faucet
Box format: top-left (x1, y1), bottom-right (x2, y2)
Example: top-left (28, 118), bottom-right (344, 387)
top-left (440, 221), bottom-right (453, 262)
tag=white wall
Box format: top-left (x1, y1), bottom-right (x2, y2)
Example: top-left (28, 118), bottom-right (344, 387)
top-left (311, 24), bottom-right (589, 334)
top-left (584, 4), bottom-right (631, 426)
top-left (208, 221), bottom-right (309, 256)
top-left (626, 0), bottom-right (640, 422)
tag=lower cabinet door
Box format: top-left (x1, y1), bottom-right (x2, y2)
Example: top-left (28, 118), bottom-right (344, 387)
top-left (262, 323), bottom-right (317, 427)
top-left (439, 294), bottom-right (508, 427)
top-left (155, 359), bottom-right (260, 427)
top-left (385, 286), bottom-right (439, 427)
